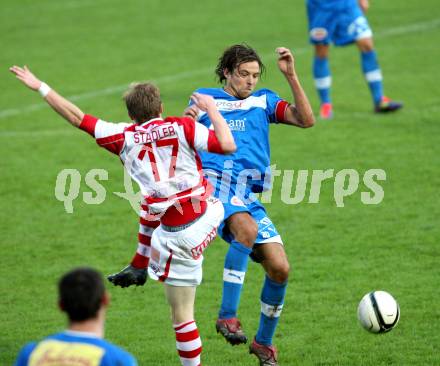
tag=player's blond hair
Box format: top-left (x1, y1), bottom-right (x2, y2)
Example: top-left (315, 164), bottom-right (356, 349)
top-left (123, 82), bottom-right (162, 124)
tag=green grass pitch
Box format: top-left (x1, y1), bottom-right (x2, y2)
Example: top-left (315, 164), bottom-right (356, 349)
top-left (1, 0), bottom-right (439, 364)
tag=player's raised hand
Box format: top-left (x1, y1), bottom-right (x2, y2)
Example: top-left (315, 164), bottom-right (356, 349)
top-left (276, 47), bottom-right (296, 78)
top-left (9, 65), bottom-right (42, 91)
top-left (191, 93), bottom-right (235, 153)
top-left (190, 93), bottom-right (216, 113)
top-left (183, 104), bottom-right (200, 120)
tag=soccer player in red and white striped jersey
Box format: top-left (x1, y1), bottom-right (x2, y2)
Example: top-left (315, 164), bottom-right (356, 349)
top-left (10, 65), bottom-right (236, 366)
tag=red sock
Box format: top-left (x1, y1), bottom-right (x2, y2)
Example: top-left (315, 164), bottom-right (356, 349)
top-left (130, 218), bottom-right (160, 269)
top-left (174, 320), bottom-right (202, 366)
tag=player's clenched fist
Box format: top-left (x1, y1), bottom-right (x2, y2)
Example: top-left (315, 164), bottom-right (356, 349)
top-left (275, 47), bottom-right (296, 77)
top-left (190, 92), bottom-right (216, 113)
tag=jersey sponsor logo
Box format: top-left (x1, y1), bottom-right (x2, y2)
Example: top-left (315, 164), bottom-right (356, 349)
top-left (310, 27), bottom-right (328, 41)
top-left (28, 340), bottom-right (104, 366)
top-left (227, 118), bottom-right (246, 131)
top-left (230, 196), bottom-right (246, 207)
top-left (132, 125), bottom-right (176, 144)
top-left (191, 227), bottom-right (217, 259)
top-left (214, 95), bottom-right (267, 111)
top-left (216, 100), bottom-right (245, 110)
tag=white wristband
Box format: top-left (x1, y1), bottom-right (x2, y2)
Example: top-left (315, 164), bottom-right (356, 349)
top-left (38, 82), bottom-right (51, 97)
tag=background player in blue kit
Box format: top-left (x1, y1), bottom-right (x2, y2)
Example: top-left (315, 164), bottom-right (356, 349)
top-left (307, 0), bottom-right (403, 119)
top-left (15, 267), bottom-right (137, 366)
top-left (109, 44), bottom-right (314, 365)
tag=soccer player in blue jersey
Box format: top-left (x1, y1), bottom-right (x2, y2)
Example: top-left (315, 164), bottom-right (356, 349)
top-left (15, 267), bottom-right (137, 366)
top-left (307, 0), bottom-right (403, 119)
top-left (109, 44), bottom-right (314, 365)
top-left (183, 45), bottom-right (314, 365)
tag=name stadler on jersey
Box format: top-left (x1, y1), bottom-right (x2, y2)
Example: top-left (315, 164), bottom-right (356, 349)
top-left (133, 125), bottom-right (176, 144)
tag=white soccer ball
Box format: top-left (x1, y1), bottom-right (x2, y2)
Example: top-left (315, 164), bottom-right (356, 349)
top-left (357, 290), bottom-right (400, 333)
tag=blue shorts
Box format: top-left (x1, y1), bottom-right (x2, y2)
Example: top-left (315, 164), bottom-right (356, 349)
top-left (209, 177), bottom-right (283, 246)
top-left (307, 1), bottom-right (372, 46)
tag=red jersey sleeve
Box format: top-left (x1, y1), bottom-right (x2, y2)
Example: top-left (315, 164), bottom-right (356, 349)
top-left (79, 114), bottom-right (98, 136)
top-left (205, 130), bottom-right (223, 153)
top-left (79, 114), bottom-right (131, 155)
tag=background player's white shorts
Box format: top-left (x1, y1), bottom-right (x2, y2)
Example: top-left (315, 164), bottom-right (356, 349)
top-left (148, 197), bottom-right (224, 286)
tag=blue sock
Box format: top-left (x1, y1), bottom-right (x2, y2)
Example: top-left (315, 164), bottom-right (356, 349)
top-left (313, 56), bottom-right (331, 104)
top-left (255, 275), bottom-right (287, 346)
top-left (219, 240), bottom-right (251, 319)
top-left (361, 50), bottom-right (383, 105)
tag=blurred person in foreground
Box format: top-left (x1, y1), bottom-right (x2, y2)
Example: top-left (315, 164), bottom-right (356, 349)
top-left (14, 267), bottom-right (137, 365)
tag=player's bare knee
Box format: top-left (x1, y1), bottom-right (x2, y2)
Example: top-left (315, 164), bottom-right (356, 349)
top-left (315, 44), bottom-right (329, 58)
top-left (235, 223), bottom-right (258, 247)
top-left (267, 262), bottom-right (290, 283)
top-left (228, 214), bottom-right (258, 248)
top-left (357, 37), bottom-right (374, 52)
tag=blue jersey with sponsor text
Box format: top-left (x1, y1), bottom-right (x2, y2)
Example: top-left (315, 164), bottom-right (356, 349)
top-left (14, 331), bottom-right (137, 366)
top-left (193, 87), bottom-right (288, 192)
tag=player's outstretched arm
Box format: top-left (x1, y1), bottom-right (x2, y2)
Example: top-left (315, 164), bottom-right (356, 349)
top-left (275, 47), bottom-right (315, 128)
top-left (9, 65), bottom-right (84, 127)
top-left (190, 93), bottom-right (236, 154)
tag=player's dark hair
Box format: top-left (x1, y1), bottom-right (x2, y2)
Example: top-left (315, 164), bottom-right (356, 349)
top-left (58, 267), bottom-right (105, 322)
top-left (215, 44), bottom-right (265, 84)
top-left (123, 82), bottom-right (162, 124)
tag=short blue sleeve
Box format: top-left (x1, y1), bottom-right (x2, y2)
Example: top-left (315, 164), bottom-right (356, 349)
top-left (14, 342), bottom-right (36, 366)
top-left (260, 89), bottom-right (285, 123)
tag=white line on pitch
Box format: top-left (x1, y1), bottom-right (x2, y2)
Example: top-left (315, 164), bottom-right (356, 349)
top-left (0, 17), bottom-right (438, 125)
